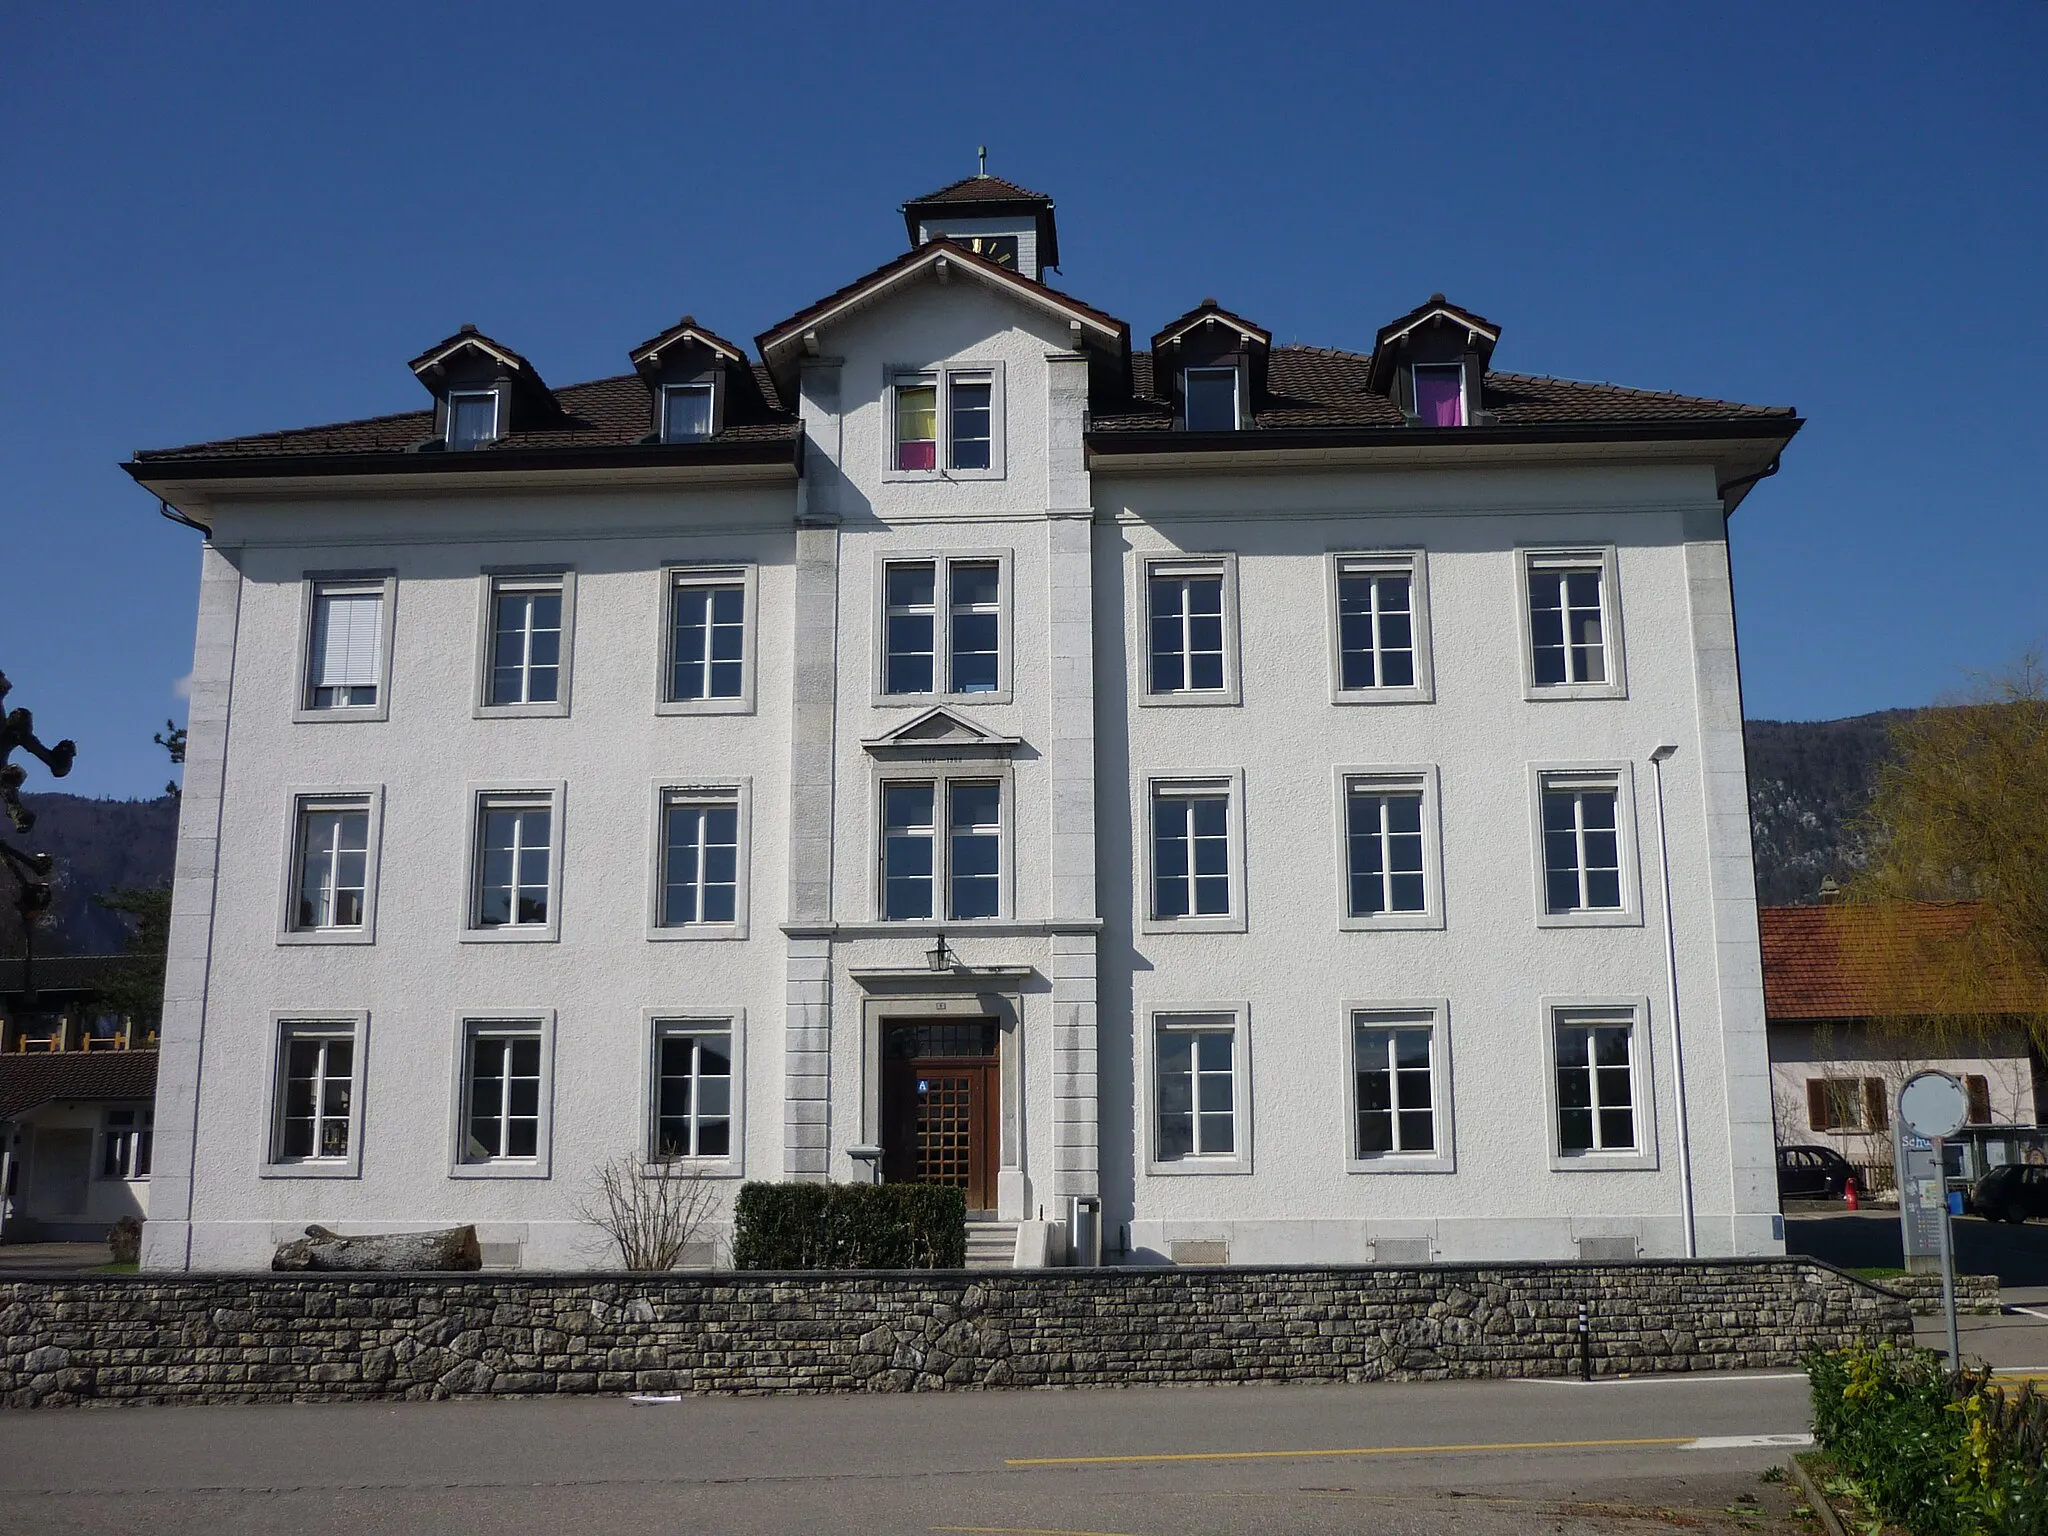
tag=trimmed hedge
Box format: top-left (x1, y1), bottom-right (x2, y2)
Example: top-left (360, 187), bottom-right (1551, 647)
top-left (1808, 1343), bottom-right (2048, 1536)
top-left (731, 1182), bottom-right (968, 1270)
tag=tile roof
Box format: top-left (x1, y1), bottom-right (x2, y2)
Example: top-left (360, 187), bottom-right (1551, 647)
top-left (0, 1051), bottom-right (158, 1120)
top-left (903, 174), bottom-right (1050, 206)
top-left (1760, 903), bottom-right (2048, 1021)
top-left (131, 368), bottom-right (798, 464)
top-left (1094, 347), bottom-right (1797, 433)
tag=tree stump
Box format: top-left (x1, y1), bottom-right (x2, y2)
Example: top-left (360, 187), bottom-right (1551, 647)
top-left (272, 1224), bottom-right (482, 1272)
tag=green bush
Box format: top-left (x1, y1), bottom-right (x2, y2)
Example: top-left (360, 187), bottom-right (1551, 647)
top-left (1807, 1343), bottom-right (2048, 1536)
top-left (731, 1181), bottom-right (967, 1270)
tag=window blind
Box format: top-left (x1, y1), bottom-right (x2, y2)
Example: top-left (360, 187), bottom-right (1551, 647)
top-left (311, 589), bottom-right (381, 688)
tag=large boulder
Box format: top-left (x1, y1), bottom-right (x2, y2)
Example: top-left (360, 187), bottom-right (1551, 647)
top-left (272, 1224), bottom-right (482, 1272)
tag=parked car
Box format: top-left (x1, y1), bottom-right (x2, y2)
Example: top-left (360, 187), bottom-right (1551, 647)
top-left (1969, 1163), bottom-right (2048, 1224)
top-left (1777, 1144), bottom-right (1858, 1201)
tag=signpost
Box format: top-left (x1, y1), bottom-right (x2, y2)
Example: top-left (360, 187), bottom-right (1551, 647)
top-left (1896, 1070), bottom-right (1971, 1366)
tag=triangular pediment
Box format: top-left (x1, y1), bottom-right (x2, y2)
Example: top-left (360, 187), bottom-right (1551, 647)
top-left (860, 706), bottom-right (1023, 758)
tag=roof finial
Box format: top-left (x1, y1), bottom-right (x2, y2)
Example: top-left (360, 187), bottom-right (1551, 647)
top-left (978, 144), bottom-right (987, 177)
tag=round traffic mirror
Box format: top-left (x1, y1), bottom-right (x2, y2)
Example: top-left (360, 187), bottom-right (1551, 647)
top-left (1899, 1070), bottom-right (1971, 1140)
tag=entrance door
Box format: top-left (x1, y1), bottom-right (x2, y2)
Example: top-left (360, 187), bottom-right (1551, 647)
top-left (32, 1128), bottom-right (92, 1217)
top-left (880, 1021), bottom-right (999, 1211)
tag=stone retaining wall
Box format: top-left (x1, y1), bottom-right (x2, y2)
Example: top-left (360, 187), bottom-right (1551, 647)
top-left (0, 1258), bottom-right (1909, 1408)
top-left (1874, 1272), bottom-right (2003, 1316)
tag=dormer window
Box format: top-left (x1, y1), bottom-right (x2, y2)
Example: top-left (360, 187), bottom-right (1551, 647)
top-left (1413, 364), bottom-right (1466, 427)
top-left (448, 390), bottom-right (499, 451)
top-left (1184, 367), bottom-right (1240, 432)
top-left (662, 383), bottom-right (714, 444)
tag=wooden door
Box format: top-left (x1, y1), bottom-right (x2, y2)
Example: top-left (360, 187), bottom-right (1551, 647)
top-left (882, 1055), bottom-right (998, 1211)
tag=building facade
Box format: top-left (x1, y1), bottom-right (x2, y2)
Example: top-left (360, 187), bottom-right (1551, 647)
top-left (130, 176), bottom-right (1800, 1271)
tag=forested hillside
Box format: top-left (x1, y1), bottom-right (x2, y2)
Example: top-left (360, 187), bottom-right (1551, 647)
top-left (0, 713), bottom-right (1912, 954)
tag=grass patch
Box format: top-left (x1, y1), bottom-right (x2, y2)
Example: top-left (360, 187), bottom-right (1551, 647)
top-left (1848, 1265), bottom-right (1911, 1280)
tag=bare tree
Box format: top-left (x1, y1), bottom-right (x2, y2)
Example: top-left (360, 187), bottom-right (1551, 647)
top-left (1, 670), bottom-right (77, 974)
top-left (574, 1150), bottom-right (721, 1271)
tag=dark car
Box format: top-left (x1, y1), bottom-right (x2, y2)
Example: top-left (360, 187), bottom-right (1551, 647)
top-left (1777, 1144), bottom-right (1858, 1201)
top-left (1970, 1163), bottom-right (2048, 1224)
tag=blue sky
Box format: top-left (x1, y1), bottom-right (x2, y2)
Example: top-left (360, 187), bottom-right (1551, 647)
top-left (3, 2), bottom-right (2043, 797)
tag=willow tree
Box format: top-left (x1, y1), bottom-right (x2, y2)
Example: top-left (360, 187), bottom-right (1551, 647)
top-left (1847, 655), bottom-right (2048, 1055)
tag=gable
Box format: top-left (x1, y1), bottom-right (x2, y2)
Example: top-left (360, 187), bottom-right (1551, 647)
top-left (860, 706), bottom-right (1022, 759)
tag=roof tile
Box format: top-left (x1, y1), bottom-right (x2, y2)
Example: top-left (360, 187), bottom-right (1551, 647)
top-left (1760, 903), bottom-right (2048, 1020)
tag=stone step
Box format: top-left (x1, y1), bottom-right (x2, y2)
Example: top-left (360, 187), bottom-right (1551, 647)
top-left (964, 1220), bottom-right (1018, 1271)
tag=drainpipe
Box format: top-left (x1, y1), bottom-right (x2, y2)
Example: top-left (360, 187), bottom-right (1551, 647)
top-left (1649, 743), bottom-right (1697, 1259)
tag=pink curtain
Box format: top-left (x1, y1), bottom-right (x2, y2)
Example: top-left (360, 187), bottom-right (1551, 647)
top-left (1416, 370), bottom-right (1465, 427)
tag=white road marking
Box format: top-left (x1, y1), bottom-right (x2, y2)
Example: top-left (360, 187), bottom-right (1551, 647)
top-left (1513, 1372), bottom-right (1807, 1387)
top-left (2004, 1305), bottom-right (2048, 1321)
top-left (1684, 1434), bottom-right (1813, 1451)
top-left (629, 1394), bottom-right (683, 1404)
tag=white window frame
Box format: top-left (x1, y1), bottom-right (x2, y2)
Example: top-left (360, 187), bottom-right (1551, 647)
top-left (448, 1012), bottom-right (555, 1179)
top-left (872, 768), bottom-right (1014, 925)
top-left (646, 778), bottom-right (751, 941)
top-left (1326, 550), bottom-right (1433, 705)
top-left (1542, 998), bottom-right (1658, 1172)
top-left (293, 572), bottom-right (397, 724)
top-left (1332, 766), bottom-right (1444, 932)
top-left (1144, 1004), bottom-right (1252, 1176)
top-left (1136, 553), bottom-right (1242, 707)
top-left (1140, 769), bottom-right (1247, 935)
top-left (475, 567), bottom-right (576, 718)
top-left (656, 563), bottom-right (757, 715)
top-left (1181, 365), bottom-right (1242, 432)
top-left (641, 1009), bottom-right (746, 1177)
top-left (1410, 362), bottom-right (1468, 427)
top-left (1517, 547), bottom-right (1626, 701)
top-left (260, 1014), bottom-right (368, 1179)
top-left (871, 549), bottom-right (1015, 706)
top-left (1343, 1000), bottom-right (1455, 1175)
top-left (1529, 762), bottom-right (1642, 929)
top-left (277, 785), bottom-right (384, 945)
top-left (661, 381), bottom-right (716, 444)
top-left (97, 1104), bottom-right (154, 1182)
top-left (882, 362), bottom-right (1007, 482)
top-left (446, 388), bottom-right (501, 450)
top-left (462, 782), bottom-right (566, 943)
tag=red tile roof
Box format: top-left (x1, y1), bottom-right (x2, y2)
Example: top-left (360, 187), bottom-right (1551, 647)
top-left (1759, 904), bottom-right (2048, 1020)
top-left (0, 1051), bottom-right (158, 1120)
top-left (903, 174), bottom-right (1050, 206)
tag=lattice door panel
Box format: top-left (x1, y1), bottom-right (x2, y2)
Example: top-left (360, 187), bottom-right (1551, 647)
top-left (914, 1073), bottom-right (975, 1191)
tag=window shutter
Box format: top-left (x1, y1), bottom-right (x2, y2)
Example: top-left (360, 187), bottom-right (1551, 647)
top-left (1864, 1079), bottom-right (1890, 1132)
top-left (1807, 1079), bottom-right (1830, 1132)
top-left (1966, 1075), bottom-right (1991, 1125)
top-left (312, 590), bottom-right (381, 688)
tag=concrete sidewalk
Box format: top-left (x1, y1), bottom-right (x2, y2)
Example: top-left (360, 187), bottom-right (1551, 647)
top-left (0, 1242), bottom-right (113, 1273)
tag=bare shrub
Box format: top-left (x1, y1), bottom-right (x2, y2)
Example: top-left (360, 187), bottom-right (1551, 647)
top-left (575, 1149), bottom-right (721, 1271)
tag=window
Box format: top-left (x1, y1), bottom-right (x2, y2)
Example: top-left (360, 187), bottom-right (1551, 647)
top-left (880, 554), bottom-right (1009, 701)
top-left (1151, 1011), bottom-right (1246, 1170)
top-left (1807, 1077), bottom-right (1889, 1133)
top-left (667, 570), bottom-right (746, 702)
top-left (1966, 1074), bottom-right (1992, 1126)
top-left (651, 1021), bottom-right (734, 1161)
top-left (269, 1021), bottom-right (359, 1170)
top-left (662, 383), bottom-right (714, 444)
top-left (1155, 782), bottom-right (1228, 925)
top-left (1353, 1017), bottom-right (1434, 1158)
top-left (660, 792), bottom-right (739, 928)
top-left (1144, 556), bottom-right (1238, 703)
top-left (1521, 549), bottom-right (1624, 699)
top-left (1554, 1013), bottom-right (1639, 1156)
top-left (448, 390), bottom-right (498, 450)
top-left (467, 789), bottom-right (561, 940)
top-left (889, 367), bottom-right (1005, 476)
top-left (1412, 364), bottom-right (1465, 427)
top-left (1345, 779), bottom-right (1426, 918)
top-left (1183, 367), bottom-right (1240, 431)
top-left (290, 796), bottom-right (370, 933)
top-left (880, 778), bottom-right (1004, 921)
top-left (1330, 553), bottom-right (1431, 702)
top-left (460, 1022), bottom-right (544, 1166)
top-left (485, 575), bottom-right (566, 707)
top-left (99, 1107), bottom-right (152, 1179)
top-left (1542, 782), bottom-right (1622, 914)
top-left (302, 579), bottom-right (389, 714)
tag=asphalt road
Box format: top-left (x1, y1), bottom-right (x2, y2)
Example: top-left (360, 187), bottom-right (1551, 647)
top-left (1787, 1208), bottom-right (2048, 1287)
top-left (1, 1373), bottom-right (1824, 1535)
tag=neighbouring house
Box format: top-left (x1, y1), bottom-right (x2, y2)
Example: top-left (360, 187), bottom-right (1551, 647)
top-left (124, 172), bottom-right (1802, 1272)
top-left (0, 956), bottom-right (159, 1242)
top-left (1761, 902), bottom-right (2048, 1184)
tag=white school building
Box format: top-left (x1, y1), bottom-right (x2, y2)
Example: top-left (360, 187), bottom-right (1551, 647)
top-left (129, 173), bottom-right (1801, 1271)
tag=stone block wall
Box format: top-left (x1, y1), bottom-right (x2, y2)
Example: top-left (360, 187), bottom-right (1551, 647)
top-left (0, 1258), bottom-right (1909, 1408)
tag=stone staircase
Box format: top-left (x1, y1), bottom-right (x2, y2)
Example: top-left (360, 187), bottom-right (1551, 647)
top-left (964, 1217), bottom-right (1018, 1270)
